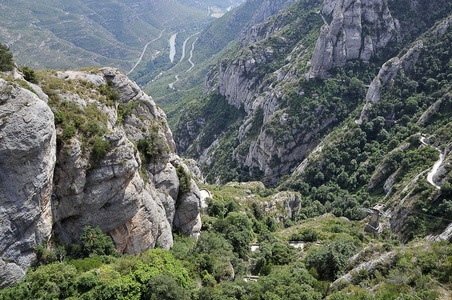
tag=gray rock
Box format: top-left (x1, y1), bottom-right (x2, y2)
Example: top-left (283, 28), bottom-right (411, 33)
top-left (357, 40), bottom-right (424, 123)
top-left (174, 179), bottom-right (202, 237)
top-left (0, 68), bottom-right (202, 287)
top-left (307, 0), bottom-right (397, 78)
top-left (51, 69), bottom-right (200, 251)
top-left (0, 81), bottom-right (55, 288)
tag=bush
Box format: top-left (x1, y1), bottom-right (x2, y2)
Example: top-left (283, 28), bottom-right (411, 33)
top-left (80, 226), bottom-right (117, 256)
top-left (142, 274), bottom-right (191, 300)
top-left (0, 43), bottom-right (14, 71)
top-left (21, 66), bottom-right (38, 83)
top-left (90, 137), bottom-right (111, 161)
top-left (305, 238), bottom-right (358, 281)
top-left (290, 228), bottom-right (319, 242)
top-left (176, 166), bottom-right (191, 195)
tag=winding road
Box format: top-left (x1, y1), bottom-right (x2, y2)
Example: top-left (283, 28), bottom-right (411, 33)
top-left (169, 75), bottom-right (179, 89)
top-left (180, 32), bottom-right (199, 62)
top-left (127, 30), bottom-right (164, 75)
top-left (168, 32), bottom-right (200, 89)
top-left (186, 36), bottom-right (198, 73)
top-left (420, 136), bottom-right (445, 189)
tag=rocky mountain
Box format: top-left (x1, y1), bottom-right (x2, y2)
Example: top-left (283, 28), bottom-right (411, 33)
top-left (173, 0), bottom-right (452, 245)
top-left (1, 0), bottom-right (452, 298)
top-left (175, 0), bottom-right (452, 187)
top-left (0, 67), bottom-right (202, 287)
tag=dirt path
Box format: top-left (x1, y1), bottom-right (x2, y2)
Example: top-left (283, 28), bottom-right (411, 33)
top-left (127, 30), bottom-right (164, 75)
top-left (420, 137), bottom-right (445, 189)
top-left (186, 36), bottom-right (198, 72)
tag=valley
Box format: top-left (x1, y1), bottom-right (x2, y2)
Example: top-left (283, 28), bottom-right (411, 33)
top-left (1, 0), bottom-right (452, 299)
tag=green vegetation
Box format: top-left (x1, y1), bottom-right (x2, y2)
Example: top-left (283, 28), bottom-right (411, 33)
top-left (37, 70), bottom-right (113, 162)
top-left (177, 166), bottom-right (191, 195)
top-left (4, 202), bottom-right (451, 299)
top-left (0, 43), bottom-right (14, 72)
top-left (137, 132), bottom-right (170, 164)
top-left (21, 66), bottom-right (38, 83)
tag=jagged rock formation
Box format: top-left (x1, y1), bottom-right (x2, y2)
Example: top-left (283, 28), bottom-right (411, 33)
top-left (357, 40), bottom-right (424, 124)
top-left (307, 0), bottom-right (397, 78)
top-left (240, 0), bottom-right (298, 47)
top-left (0, 68), bottom-right (202, 287)
top-left (0, 77), bottom-right (55, 288)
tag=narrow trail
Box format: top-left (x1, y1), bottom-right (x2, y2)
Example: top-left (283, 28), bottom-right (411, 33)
top-left (169, 75), bottom-right (179, 89)
top-left (180, 32), bottom-right (199, 62)
top-left (186, 36), bottom-right (198, 73)
top-left (420, 136), bottom-right (446, 189)
top-left (127, 30), bottom-right (164, 75)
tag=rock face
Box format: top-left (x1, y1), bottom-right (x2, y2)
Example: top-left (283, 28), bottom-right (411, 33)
top-left (0, 79), bottom-right (55, 288)
top-left (358, 14), bottom-right (452, 123)
top-left (240, 0), bottom-right (297, 47)
top-left (307, 0), bottom-right (397, 78)
top-left (0, 68), bottom-right (202, 287)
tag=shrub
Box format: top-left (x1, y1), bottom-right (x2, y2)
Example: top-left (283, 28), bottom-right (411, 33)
top-left (21, 66), bottom-right (38, 83)
top-left (305, 238), bottom-right (357, 281)
top-left (176, 166), bottom-right (191, 195)
top-left (90, 137), bottom-right (111, 161)
top-left (0, 43), bottom-right (14, 71)
top-left (290, 228), bottom-right (319, 242)
top-left (80, 226), bottom-right (117, 256)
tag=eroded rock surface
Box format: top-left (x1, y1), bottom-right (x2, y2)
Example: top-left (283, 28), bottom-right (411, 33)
top-left (307, 0), bottom-right (397, 78)
top-left (0, 68), bottom-right (202, 287)
top-left (0, 79), bottom-right (55, 288)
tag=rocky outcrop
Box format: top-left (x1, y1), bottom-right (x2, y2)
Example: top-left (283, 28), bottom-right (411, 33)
top-left (0, 68), bottom-right (202, 287)
top-left (0, 78), bottom-right (55, 288)
top-left (357, 41), bottom-right (423, 123)
top-left (307, 0), bottom-right (398, 78)
top-left (358, 15), bottom-right (452, 123)
top-left (333, 251), bottom-right (396, 286)
top-left (240, 0), bottom-right (297, 47)
top-left (52, 69), bottom-right (201, 250)
top-left (237, 111), bottom-right (334, 186)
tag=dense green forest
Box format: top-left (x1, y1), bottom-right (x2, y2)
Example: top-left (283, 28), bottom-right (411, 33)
top-left (1, 191), bottom-right (451, 299)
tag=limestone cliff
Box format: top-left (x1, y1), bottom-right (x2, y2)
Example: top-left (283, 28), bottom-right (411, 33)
top-left (0, 76), bottom-right (55, 288)
top-left (306, 0), bottom-right (397, 78)
top-left (0, 68), bottom-right (202, 287)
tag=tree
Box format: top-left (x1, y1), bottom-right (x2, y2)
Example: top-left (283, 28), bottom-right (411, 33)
top-left (80, 226), bottom-right (117, 256)
top-left (142, 274), bottom-right (191, 300)
top-left (0, 43), bottom-right (14, 71)
top-left (305, 238), bottom-right (357, 281)
top-left (21, 66), bottom-right (38, 83)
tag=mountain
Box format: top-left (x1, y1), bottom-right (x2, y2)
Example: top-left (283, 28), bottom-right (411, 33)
top-left (0, 65), bottom-right (203, 288)
top-left (0, 0), bottom-right (243, 71)
top-left (1, 0), bottom-right (452, 298)
top-left (141, 0), bottom-right (296, 127)
top-left (174, 0), bottom-right (452, 239)
top-left (175, 0), bottom-right (452, 183)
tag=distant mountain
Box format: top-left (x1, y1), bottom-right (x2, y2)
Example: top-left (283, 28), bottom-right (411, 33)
top-left (0, 0), bottom-right (243, 70)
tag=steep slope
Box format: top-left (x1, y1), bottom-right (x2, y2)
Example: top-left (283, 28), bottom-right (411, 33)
top-left (145, 0), bottom-right (295, 127)
top-left (174, 0), bottom-right (452, 188)
top-left (0, 66), bottom-right (202, 287)
top-left (281, 13), bottom-right (452, 240)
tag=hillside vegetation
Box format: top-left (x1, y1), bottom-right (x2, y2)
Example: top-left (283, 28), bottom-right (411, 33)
top-left (1, 0), bottom-right (452, 298)
top-left (0, 0), bottom-right (241, 71)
